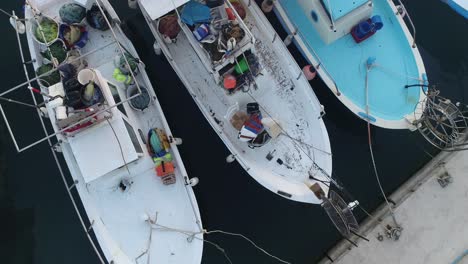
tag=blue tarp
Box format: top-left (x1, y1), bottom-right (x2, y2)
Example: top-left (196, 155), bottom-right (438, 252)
top-left (180, 1), bottom-right (212, 26)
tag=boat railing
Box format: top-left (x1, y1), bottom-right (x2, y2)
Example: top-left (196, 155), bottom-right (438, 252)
top-left (272, 1), bottom-right (341, 96)
top-left (294, 26), bottom-right (341, 96)
top-left (2, 1), bottom-right (138, 262)
top-left (392, 0), bottom-right (416, 48)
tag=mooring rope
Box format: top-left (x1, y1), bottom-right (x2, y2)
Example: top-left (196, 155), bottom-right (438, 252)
top-left (145, 219), bottom-right (291, 264)
top-left (365, 62), bottom-right (399, 228)
top-left (0, 8), bottom-right (13, 18)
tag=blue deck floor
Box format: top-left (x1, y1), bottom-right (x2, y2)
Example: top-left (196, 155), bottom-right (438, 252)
top-left (278, 0), bottom-right (423, 121)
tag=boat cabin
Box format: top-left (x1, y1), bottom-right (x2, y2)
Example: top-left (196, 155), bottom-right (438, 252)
top-left (299, 0), bottom-right (373, 44)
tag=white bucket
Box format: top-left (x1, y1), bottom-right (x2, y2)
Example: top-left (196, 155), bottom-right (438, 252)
top-left (77, 69), bottom-right (95, 85)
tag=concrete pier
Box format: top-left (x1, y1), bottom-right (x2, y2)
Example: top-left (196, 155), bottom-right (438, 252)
top-left (319, 149), bottom-right (468, 264)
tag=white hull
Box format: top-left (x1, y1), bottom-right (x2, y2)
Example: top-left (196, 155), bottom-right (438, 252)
top-left (140, 0), bottom-right (333, 203)
top-left (24, 0), bottom-right (203, 263)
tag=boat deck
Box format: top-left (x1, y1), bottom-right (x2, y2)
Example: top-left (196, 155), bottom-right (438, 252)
top-left (26, 0), bottom-right (203, 263)
top-left (278, 0), bottom-right (424, 123)
top-left (149, 0), bottom-right (332, 203)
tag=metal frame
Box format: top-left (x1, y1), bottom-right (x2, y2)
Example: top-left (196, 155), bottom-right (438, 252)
top-left (1, 0), bottom-right (144, 153)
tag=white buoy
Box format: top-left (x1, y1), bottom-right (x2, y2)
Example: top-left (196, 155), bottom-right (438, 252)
top-left (39, 107), bottom-right (49, 118)
top-left (302, 65), bottom-right (317, 80)
top-left (128, 0), bottom-right (138, 9)
top-left (226, 154), bottom-right (236, 163)
top-left (189, 177), bottom-right (199, 187)
top-left (172, 137), bottom-right (183, 145)
top-left (261, 0), bottom-right (274, 13)
top-left (153, 41), bottom-right (162, 56)
top-left (9, 16), bottom-right (25, 34)
top-left (283, 34), bottom-right (293, 46)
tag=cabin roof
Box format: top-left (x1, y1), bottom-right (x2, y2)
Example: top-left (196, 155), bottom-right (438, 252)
top-left (322, 0), bottom-right (370, 21)
top-left (139, 0), bottom-right (189, 20)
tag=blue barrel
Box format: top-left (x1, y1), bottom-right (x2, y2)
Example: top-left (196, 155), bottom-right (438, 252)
top-left (371, 15), bottom-right (383, 30)
top-left (356, 20), bottom-right (372, 39)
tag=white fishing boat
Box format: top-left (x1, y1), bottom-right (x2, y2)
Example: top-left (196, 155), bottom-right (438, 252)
top-left (137, 0), bottom-right (333, 204)
top-left (3, 0), bottom-right (203, 263)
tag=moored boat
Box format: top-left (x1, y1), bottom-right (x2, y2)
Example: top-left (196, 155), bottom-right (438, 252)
top-left (138, 0), bottom-right (333, 204)
top-left (4, 0), bottom-right (204, 263)
top-left (271, 0), bottom-right (428, 129)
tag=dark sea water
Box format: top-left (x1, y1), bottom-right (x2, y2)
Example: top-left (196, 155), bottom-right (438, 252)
top-left (0, 0), bottom-right (467, 263)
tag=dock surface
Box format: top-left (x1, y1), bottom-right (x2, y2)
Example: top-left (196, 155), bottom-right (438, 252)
top-left (320, 149), bottom-right (468, 264)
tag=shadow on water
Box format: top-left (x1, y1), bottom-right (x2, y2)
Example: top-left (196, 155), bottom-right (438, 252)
top-left (0, 0), bottom-right (466, 263)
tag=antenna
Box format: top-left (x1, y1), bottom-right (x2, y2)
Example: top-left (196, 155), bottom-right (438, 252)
top-left (414, 87), bottom-right (468, 151)
top-left (321, 190), bottom-right (361, 240)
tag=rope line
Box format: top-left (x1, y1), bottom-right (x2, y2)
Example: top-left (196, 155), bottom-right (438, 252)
top-left (146, 218), bottom-right (291, 264)
top-left (365, 63), bottom-right (399, 227)
top-left (0, 8), bottom-right (14, 18)
top-left (206, 230), bottom-right (292, 264)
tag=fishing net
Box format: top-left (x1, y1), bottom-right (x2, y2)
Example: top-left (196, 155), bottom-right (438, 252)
top-left (36, 64), bottom-right (60, 87)
top-left (118, 53), bottom-right (139, 75)
top-left (86, 4), bottom-right (110, 31)
top-left (158, 15), bottom-right (181, 40)
top-left (33, 16), bottom-right (58, 44)
top-left (59, 3), bottom-right (86, 24)
top-left (40, 40), bottom-right (67, 64)
top-left (127, 86), bottom-right (150, 111)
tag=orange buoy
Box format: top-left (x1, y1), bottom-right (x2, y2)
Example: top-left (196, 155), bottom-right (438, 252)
top-left (302, 65), bottom-right (317, 81)
top-left (261, 0), bottom-right (274, 13)
top-left (223, 74), bottom-right (237, 90)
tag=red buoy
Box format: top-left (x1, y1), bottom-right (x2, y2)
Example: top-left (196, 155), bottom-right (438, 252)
top-left (224, 74), bottom-right (237, 90)
top-left (302, 65), bottom-right (317, 80)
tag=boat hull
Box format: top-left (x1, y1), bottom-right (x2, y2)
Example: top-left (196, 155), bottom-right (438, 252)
top-left (142, 0), bottom-right (333, 203)
top-left (273, 0), bottom-right (428, 130)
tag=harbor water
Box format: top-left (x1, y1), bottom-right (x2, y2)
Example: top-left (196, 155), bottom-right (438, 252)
top-left (0, 0), bottom-right (466, 263)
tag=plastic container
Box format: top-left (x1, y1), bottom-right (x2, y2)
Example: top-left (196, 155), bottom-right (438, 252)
top-left (31, 16), bottom-right (59, 45)
top-left (371, 15), bottom-right (383, 30)
top-left (40, 39), bottom-right (68, 65)
top-left (127, 85), bottom-right (151, 111)
top-left (77, 69), bottom-right (95, 85)
top-left (59, 23), bottom-right (88, 49)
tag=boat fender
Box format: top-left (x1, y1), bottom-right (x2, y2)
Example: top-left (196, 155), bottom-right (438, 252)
top-left (128, 0), bottom-right (138, 9)
top-left (9, 16), bottom-right (25, 34)
top-left (223, 74), bottom-right (237, 90)
top-left (153, 41), bottom-right (162, 56)
top-left (261, 0), bottom-right (274, 13)
top-left (188, 177), bottom-right (199, 187)
top-left (226, 154), bottom-right (236, 163)
top-left (302, 65), bottom-right (316, 80)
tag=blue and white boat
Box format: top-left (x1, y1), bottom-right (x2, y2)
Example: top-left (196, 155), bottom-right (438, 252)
top-left (272, 0), bottom-right (428, 129)
top-left (443, 0), bottom-right (468, 18)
